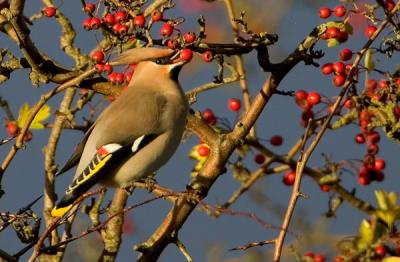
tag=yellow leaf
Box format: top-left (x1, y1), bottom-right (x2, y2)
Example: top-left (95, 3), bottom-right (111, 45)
top-left (365, 48), bottom-right (375, 72)
top-left (383, 257), bottom-right (400, 262)
top-left (17, 103), bottom-right (51, 129)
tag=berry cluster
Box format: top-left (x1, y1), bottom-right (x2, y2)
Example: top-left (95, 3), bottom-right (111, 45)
top-left (294, 90), bottom-right (321, 127)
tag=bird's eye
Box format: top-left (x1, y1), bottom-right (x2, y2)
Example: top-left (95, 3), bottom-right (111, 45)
top-left (155, 59), bottom-right (163, 64)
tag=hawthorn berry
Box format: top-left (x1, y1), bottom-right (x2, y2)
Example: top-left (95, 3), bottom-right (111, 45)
top-left (23, 131), bottom-right (33, 142)
top-left (333, 75), bottom-right (346, 87)
top-left (95, 63), bottom-right (104, 72)
top-left (319, 7), bottom-right (331, 18)
top-left (378, 79), bottom-right (388, 89)
top-left (108, 72), bottom-right (117, 84)
top-left (254, 153), bottom-right (265, 164)
top-left (43, 6), bottom-right (57, 17)
top-left (321, 63), bottom-right (333, 75)
top-left (202, 51), bottom-right (214, 62)
top-left (327, 27), bottom-right (340, 39)
top-left (307, 92), bottom-right (321, 106)
top-left (228, 98), bottom-right (241, 111)
top-left (334, 5), bottom-right (346, 17)
top-left (103, 13), bottom-right (116, 25)
top-left (83, 18), bottom-right (92, 30)
top-left (283, 171), bottom-right (296, 186)
top-left (114, 72), bottom-right (124, 84)
top-left (333, 62), bottom-right (346, 75)
top-left (103, 63), bottom-right (113, 74)
top-left (115, 11), bottom-right (127, 22)
top-left (5, 121), bottom-right (19, 137)
top-left (314, 254), bottom-right (326, 262)
top-left (90, 17), bottom-right (101, 30)
top-left (333, 256), bottom-right (344, 262)
top-left (337, 31), bottom-right (349, 43)
top-left (151, 9), bottom-right (163, 22)
top-left (355, 133), bottom-right (366, 144)
top-left (179, 49), bottom-right (193, 61)
top-left (339, 48), bottom-right (352, 61)
top-left (320, 184), bottom-right (330, 192)
top-left (160, 22), bottom-right (173, 37)
top-left (368, 143), bottom-right (379, 155)
top-left (366, 79), bottom-right (377, 90)
top-left (91, 50), bottom-right (104, 63)
top-left (184, 32), bottom-right (196, 43)
top-left (358, 176), bottom-right (370, 186)
top-left (202, 108), bottom-right (217, 125)
top-left (197, 145), bottom-right (210, 157)
top-left (367, 131), bottom-right (380, 144)
top-left (301, 110), bottom-right (314, 123)
top-left (365, 25), bottom-right (377, 39)
top-left (375, 245), bottom-right (386, 258)
top-left (117, 24), bottom-right (128, 35)
top-left (343, 98), bottom-right (354, 109)
top-left (84, 3), bottom-right (95, 13)
top-left (134, 15), bottom-right (145, 28)
top-left (385, 0), bottom-right (395, 11)
top-left (125, 71), bottom-right (133, 82)
top-left (375, 158), bottom-right (386, 171)
top-left (270, 135), bottom-right (283, 146)
top-left (167, 38), bottom-right (179, 50)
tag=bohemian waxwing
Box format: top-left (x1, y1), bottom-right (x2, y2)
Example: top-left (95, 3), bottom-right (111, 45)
top-left (51, 47), bottom-right (189, 217)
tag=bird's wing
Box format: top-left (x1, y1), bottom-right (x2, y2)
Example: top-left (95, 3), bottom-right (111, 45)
top-left (51, 134), bottom-right (157, 217)
top-left (55, 123), bottom-right (96, 176)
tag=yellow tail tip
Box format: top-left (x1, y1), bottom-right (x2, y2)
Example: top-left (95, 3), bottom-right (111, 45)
top-left (51, 205), bottom-right (73, 217)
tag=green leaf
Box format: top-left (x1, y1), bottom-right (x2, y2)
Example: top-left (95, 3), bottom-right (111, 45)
top-left (365, 48), bottom-right (375, 72)
top-left (375, 190), bottom-right (389, 211)
top-left (327, 38), bottom-right (339, 48)
top-left (359, 220), bottom-right (373, 246)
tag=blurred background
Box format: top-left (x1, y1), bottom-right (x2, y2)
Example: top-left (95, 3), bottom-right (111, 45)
top-left (1, 0), bottom-right (399, 261)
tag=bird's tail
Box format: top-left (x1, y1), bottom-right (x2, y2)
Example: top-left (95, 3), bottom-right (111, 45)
top-left (51, 194), bottom-right (77, 217)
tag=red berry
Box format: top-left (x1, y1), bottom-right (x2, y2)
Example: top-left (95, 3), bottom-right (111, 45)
top-left (386, 0), bottom-right (395, 11)
top-left (197, 145), bottom-right (210, 157)
top-left (5, 121), bottom-right (19, 137)
top-left (375, 245), bottom-right (386, 257)
top-left (115, 11), bottom-right (127, 22)
top-left (95, 63), bottom-right (104, 72)
top-left (283, 171), bottom-right (296, 186)
top-left (343, 98), bottom-right (354, 109)
top-left (254, 153), bottom-right (265, 164)
top-left (202, 108), bottom-right (216, 125)
top-left (360, 110), bottom-right (370, 121)
top-left (90, 17), bottom-right (102, 30)
top-left (115, 72), bottom-right (124, 84)
top-left (365, 25), bottom-right (377, 39)
top-left (202, 51), bottom-right (214, 62)
top-left (374, 171), bottom-right (385, 182)
top-left (108, 72), bottom-right (117, 84)
top-left (103, 63), bottom-right (113, 74)
top-left (295, 90), bottom-right (308, 101)
top-left (228, 98), bottom-right (241, 111)
top-left (43, 6), bottom-right (57, 17)
top-left (378, 79), bottom-right (388, 89)
top-left (320, 184), bottom-right (330, 192)
top-left (103, 13), bottom-right (116, 25)
top-left (160, 22), bottom-right (173, 37)
top-left (314, 254), bottom-right (326, 262)
top-left (321, 63), bottom-right (333, 75)
top-left (307, 92), bottom-right (321, 106)
top-left (125, 71), bottom-right (133, 82)
top-left (337, 31), bottom-right (349, 43)
top-left (167, 38), bottom-right (179, 50)
top-left (334, 5), bottom-right (346, 17)
top-left (270, 135), bottom-right (283, 146)
top-left (91, 50), bottom-right (104, 63)
top-left (23, 130), bottom-right (32, 142)
top-left (367, 131), bottom-right (380, 144)
top-left (333, 75), bottom-right (346, 87)
top-left (368, 143), bottom-right (379, 155)
top-left (354, 133), bottom-right (366, 144)
top-left (179, 49), bottom-right (193, 61)
top-left (304, 252), bottom-right (315, 258)
top-left (83, 17), bottom-right (92, 30)
top-left (84, 3), bottom-right (95, 13)
top-left (184, 32), bottom-right (196, 44)
top-left (339, 48), bottom-right (352, 61)
top-left (319, 7), bottom-right (331, 18)
top-left (358, 176), bottom-right (370, 186)
top-left (301, 110), bottom-right (314, 123)
top-left (334, 256), bottom-right (344, 262)
top-left (366, 79), bottom-right (377, 90)
top-left (133, 15), bottom-right (145, 28)
top-left (320, 32), bottom-right (330, 40)
top-left (327, 27), bottom-right (340, 39)
top-left (374, 158), bottom-right (386, 171)
top-left (333, 62), bottom-right (346, 75)
top-left (117, 24), bottom-right (128, 35)
top-left (151, 9), bottom-right (163, 22)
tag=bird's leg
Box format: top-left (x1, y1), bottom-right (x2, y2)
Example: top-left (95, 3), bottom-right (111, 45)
top-left (124, 186), bottom-right (135, 195)
top-left (138, 173), bottom-right (157, 192)
top-left (184, 183), bottom-right (206, 205)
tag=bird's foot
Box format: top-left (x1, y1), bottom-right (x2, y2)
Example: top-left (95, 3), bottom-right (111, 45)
top-left (184, 184), bottom-right (206, 205)
top-left (139, 176), bottom-right (157, 192)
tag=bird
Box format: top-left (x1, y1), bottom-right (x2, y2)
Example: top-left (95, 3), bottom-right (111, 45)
top-left (51, 47), bottom-right (189, 217)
